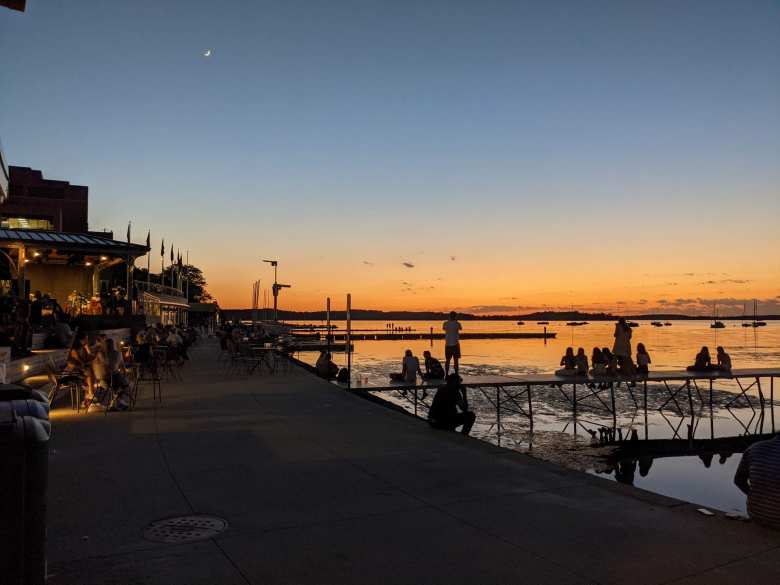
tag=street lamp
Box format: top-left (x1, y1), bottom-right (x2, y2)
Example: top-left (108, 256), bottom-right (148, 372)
top-left (262, 259), bottom-right (290, 322)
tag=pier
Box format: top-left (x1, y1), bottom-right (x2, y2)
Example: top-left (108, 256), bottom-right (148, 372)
top-left (310, 330), bottom-right (556, 341)
top-left (345, 369), bottom-right (779, 443)
top-left (46, 341), bottom-right (780, 584)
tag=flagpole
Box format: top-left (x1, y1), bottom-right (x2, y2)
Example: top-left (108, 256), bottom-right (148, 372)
top-left (126, 221), bottom-right (131, 308)
top-left (146, 231), bottom-right (151, 289)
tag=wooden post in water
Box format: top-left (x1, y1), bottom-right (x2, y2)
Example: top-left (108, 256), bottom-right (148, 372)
top-left (430, 327), bottom-right (433, 346)
top-left (326, 297), bottom-right (331, 357)
top-left (346, 293), bottom-right (352, 390)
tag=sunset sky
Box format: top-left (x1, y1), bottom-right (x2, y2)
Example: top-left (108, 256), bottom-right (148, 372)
top-left (1, 1), bottom-right (778, 314)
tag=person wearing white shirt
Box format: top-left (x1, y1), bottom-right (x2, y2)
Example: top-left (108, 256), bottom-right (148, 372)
top-left (442, 311), bottom-right (462, 376)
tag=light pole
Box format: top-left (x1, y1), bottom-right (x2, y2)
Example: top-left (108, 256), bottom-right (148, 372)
top-left (263, 259), bottom-right (290, 322)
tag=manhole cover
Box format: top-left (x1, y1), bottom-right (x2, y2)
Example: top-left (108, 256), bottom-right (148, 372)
top-left (143, 515), bottom-right (227, 543)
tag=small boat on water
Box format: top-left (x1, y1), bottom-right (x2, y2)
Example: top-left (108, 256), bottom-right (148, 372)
top-left (536, 321), bottom-right (549, 325)
top-left (566, 321), bottom-right (588, 326)
top-left (664, 322), bottom-right (672, 326)
top-left (748, 300), bottom-right (766, 327)
top-left (628, 321), bottom-right (639, 328)
top-left (516, 321), bottom-right (525, 326)
top-left (711, 302), bottom-right (725, 329)
top-left (651, 321), bottom-right (663, 327)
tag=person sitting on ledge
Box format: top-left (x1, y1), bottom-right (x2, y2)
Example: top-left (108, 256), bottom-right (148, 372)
top-left (734, 434), bottom-right (780, 529)
top-left (422, 350), bottom-right (445, 380)
top-left (555, 347), bottom-right (577, 376)
top-left (428, 373), bottom-right (476, 435)
top-left (687, 346), bottom-right (716, 371)
top-left (390, 349), bottom-right (422, 383)
top-left (315, 351), bottom-right (339, 379)
top-left (716, 346), bottom-right (732, 372)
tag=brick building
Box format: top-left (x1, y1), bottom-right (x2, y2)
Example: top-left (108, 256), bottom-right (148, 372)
top-left (2, 165), bottom-right (89, 232)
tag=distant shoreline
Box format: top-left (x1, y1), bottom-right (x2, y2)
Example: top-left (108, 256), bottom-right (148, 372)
top-left (220, 309), bottom-right (779, 322)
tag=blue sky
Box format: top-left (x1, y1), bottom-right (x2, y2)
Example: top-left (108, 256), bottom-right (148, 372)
top-left (1, 1), bottom-right (778, 309)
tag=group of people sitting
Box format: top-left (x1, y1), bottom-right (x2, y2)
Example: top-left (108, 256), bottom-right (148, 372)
top-left (555, 343), bottom-right (653, 378)
top-left (134, 323), bottom-right (195, 366)
top-left (389, 349), bottom-right (445, 383)
top-left (688, 345), bottom-right (732, 372)
top-left (64, 331), bottom-right (132, 411)
top-left (62, 323), bottom-right (197, 411)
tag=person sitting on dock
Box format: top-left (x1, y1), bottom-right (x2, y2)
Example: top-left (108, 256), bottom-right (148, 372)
top-left (687, 346), bottom-right (716, 371)
top-left (716, 346), bottom-right (732, 372)
top-left (636, 343), bottom-right (651, 375)
top-left (555, 347), bottom-right (577, 376)
top-left (603, 347), bottom-right (618, 375)
top-left (575, 347), bottom-right (588, 375)
top-left (590, 347), bottom-right (606, 375)
top-left (315, 351), bottom-right (339, 379)
top-left (422, 350), bottom-right (445, 380)
top-left (390, 349), bottom-right (422, 383)
top-left (443, 311), bottom-right (462, 376)
top-left (734, 434), bottom-right (780, 528)
top-left (428, 373), bottom-right (476, 435)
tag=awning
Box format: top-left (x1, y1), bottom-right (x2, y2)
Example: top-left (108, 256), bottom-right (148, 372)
top-left (0, 228), bottom-right (149, 256)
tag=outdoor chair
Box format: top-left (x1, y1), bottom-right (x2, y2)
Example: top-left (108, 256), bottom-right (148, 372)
top-left (45, 358), bottom-right (84, 412)
top-left (131, 359), bottom-right (162, 408)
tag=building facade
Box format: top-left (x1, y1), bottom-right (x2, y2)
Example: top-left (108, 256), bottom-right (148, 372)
top-left (2, 166), bottom-right (89, 232)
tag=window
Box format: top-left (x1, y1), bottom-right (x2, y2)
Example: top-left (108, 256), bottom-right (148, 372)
top-left (0, 217), bottom-right (54, 230)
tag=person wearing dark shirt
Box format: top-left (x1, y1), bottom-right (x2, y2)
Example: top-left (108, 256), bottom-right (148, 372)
top-left (422, 350), bottom-right (445, 380)
top-left (687, 346), bottom-right (716, 371)
top-left (427, 374), bottom-right (476, 435)
top-left (316, 351), bottom-right (339, 379)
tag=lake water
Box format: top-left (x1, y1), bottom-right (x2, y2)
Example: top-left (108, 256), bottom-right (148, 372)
top-left (291, 319), bottom-right (780, 515)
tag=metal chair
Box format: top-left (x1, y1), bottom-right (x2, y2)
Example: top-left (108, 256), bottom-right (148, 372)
top-left (45, 359), bottom-right (84, 412)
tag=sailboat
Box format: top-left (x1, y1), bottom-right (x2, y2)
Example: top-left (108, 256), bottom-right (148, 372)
top-left (710, 301), bottom-right (725, 329)
top-left (741, 303), bottom-right (751, 327)
top-left (752, 299), bottom-right (767, 327)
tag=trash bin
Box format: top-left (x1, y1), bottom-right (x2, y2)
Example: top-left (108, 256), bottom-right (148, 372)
top-left (0, 384), bottom-right (50, 585)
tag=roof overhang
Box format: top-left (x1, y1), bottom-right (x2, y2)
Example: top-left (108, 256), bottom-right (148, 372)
top-left (0, 228), bottom-right (150, 257)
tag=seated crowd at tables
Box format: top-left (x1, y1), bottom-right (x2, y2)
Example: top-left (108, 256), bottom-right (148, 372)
top-left (60, 323), bottom-right (197, 412)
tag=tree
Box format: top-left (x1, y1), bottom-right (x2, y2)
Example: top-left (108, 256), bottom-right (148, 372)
top-left (133, 263), bottom-right (213, 303)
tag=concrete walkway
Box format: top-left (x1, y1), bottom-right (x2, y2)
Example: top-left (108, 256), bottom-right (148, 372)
top-left (47, 341), bottom-right (780, 585)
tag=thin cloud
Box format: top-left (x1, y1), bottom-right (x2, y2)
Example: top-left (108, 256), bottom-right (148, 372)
top-left (402, 262), bottom-right (415, 268)
top-left (362, 260), bottom-right (374, 266)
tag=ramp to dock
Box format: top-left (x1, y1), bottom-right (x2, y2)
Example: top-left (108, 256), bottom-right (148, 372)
top-left (46, 341), bottom-right (780, 585)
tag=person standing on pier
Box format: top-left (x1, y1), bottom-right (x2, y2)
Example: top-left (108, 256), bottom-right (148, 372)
top-left (612, 317), bottom-right (633, 372)
top-left (443, 311), bottom-right (462, 376)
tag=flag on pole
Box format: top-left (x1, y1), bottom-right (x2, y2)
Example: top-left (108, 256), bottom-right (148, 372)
top-left (160, 238), bottom-right (165, 257)
top-left (170, 246), bottom-right (174, 263)
top-left (126, 221), bottom-right (131, 243)
top-left (146, 230), bottom-right (151, 248)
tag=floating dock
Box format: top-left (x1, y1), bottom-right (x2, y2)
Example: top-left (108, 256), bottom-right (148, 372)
top-left (320, 331), bottom-right (556, 341)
